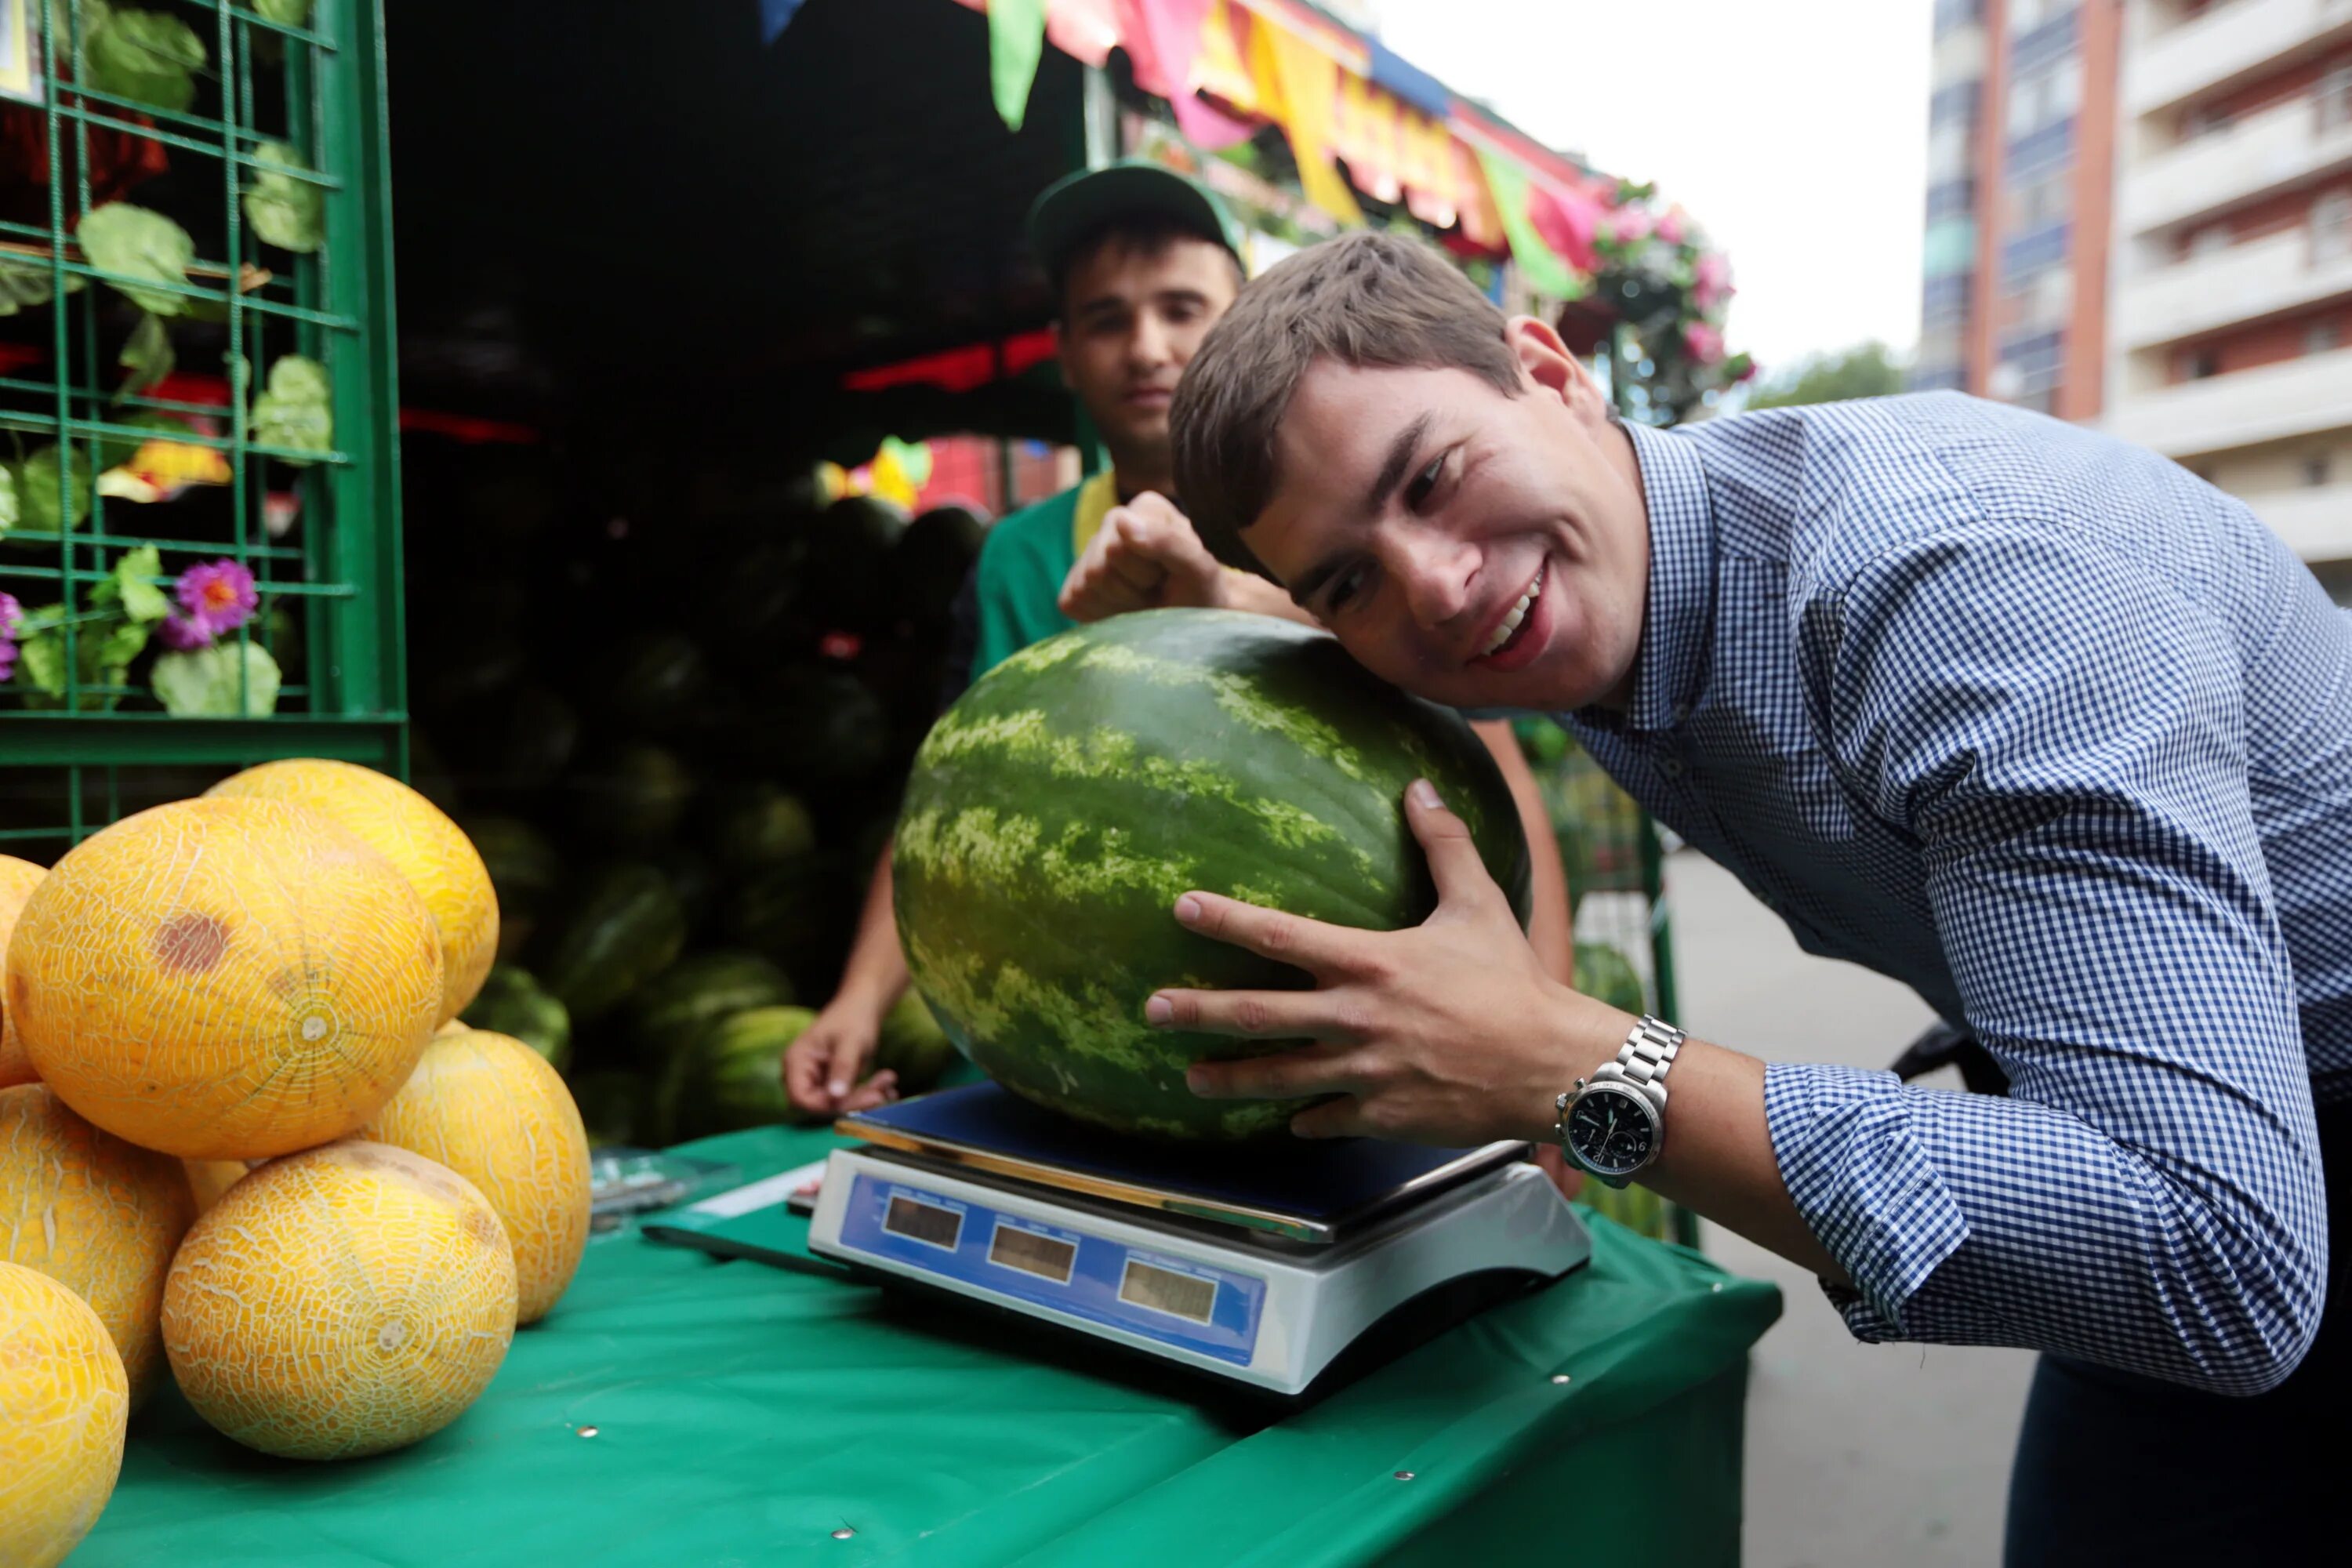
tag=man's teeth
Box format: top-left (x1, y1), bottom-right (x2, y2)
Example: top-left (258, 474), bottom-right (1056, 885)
top-left (1479, 568), bottom-right (1544, 658)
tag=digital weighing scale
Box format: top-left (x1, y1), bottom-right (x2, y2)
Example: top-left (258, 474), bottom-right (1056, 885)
top-left (807, 1082), bottom-right (1592, 1396)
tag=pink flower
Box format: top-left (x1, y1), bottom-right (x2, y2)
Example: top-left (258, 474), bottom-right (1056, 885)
top-left (157, 613), bottom-right (214, 652)
top-left (1602, 205), bottom-right (1655, 247)
top-left (1528, 183), bottom-right (1603, 274)
top-left (1656, 205), bottom-right (1689, 247)
top-left (174, 560), bottom-right (257, 637)
top-left (0, 593), bottom-right (20, 683)
top-left (1682, 321), bottom-right (1726, 365)
top-left (1693, 252), bottom-right (1734, 313)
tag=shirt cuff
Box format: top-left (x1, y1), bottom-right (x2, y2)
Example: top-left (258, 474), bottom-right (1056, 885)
top-left (1762, 1061), bottom-right (1972, 1341)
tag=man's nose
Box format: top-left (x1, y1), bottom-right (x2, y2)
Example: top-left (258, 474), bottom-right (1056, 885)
top-left (1392, 528), bottom-right (1476, 633)
top-left (1129, 311), bottom-right (1173, 368)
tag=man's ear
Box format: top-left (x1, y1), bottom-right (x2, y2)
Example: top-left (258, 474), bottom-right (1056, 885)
top-left (1505, 315), bottom-right (1609, 426)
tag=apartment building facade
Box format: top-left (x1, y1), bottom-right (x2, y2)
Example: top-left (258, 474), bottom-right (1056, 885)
top-left (1915, 0), bottom-right (2123, 419)
top-left (2106, 0), bottom-right (2352, 590)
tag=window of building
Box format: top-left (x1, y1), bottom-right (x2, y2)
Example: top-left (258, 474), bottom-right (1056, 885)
top-left (2190, 223), bottom-right (2231, 258)
top-left (2306, 454), bottom-right (2333, 488)
top-left (2183, 347), bottom-right (2220, 379)
top-left (2315, 192), bottom-right (2352, 263)
top-left (2320, 64), bottom-right (2352, 133)
top-left (2306, 318), bottom-right (2345, 355)
top-left (2184, 102), bottom-right (2234, 140)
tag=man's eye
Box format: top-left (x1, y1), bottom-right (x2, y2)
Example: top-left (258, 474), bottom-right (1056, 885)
top-left (1327, 563), bottom-right (1370, 613)
top-left (1405, 454), bottom-right (1444, 509)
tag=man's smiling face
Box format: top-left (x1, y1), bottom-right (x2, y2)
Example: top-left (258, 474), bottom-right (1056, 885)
top-left (1243, 321), bottom-right (1651, 713)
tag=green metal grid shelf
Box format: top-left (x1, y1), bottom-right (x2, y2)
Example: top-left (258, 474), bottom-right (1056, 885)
top-left (0, 0), bottom-right (402, 857)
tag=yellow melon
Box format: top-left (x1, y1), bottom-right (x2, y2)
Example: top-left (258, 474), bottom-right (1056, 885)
top-left (183, 1159), bottom-right (251, 1216)
top-left (0, 855), bottom-right (48, 1090)
top-left (162, 1139), bottom-right (517, 1461)
top-left (209, 759), bottom-right (499, 1025)
top-left (8, 797), bottom-right (443, 1161)
top-left (363, 1028), bottom-right (591, 1325)
top-left (0, 1261), bottom-right (129, 1568)
top-left (0, 1084), bottom-right (197, 1406)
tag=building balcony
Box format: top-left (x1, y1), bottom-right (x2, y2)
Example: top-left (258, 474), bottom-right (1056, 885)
top-left (2109, 343), bottom-right (2352, 456)
top-left (2125, 0), bottom-right (2352, 119)
top-left (2245, 480), bottom-right (2352, 562)
top-left (2118, 93), bottom-right (2352, 235)
top-left (2115, 227), bottom-right (2352, 347)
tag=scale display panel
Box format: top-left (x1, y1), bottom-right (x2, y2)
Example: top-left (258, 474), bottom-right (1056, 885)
top-left (839, 1174), bottom-right (1266, 1365)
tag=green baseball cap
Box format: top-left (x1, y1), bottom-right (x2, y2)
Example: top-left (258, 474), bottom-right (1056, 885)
top-left (1027, 159), bottom-right (1244, 285)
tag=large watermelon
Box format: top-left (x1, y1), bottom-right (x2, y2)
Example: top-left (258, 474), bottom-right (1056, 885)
top-left (894, 610), bottom-right (1530, 1141)
top-left (571, 744), bottom-right (693, 851)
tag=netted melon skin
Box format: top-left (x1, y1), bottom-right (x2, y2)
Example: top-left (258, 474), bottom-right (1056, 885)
top-left (0, 857), bottom-right (48, 1090)
top-left (162, 1140), bottom-right (517, 1461)
top-left (364, 1029), bottom-right (591, 1324)
top-left (0, 1260), bottom-right (129, 1568)
top-left (9, 797), bottom-right (444, 1161)
top-left (210, 759), bottom-right (500, 1024)
top-left (0, 1084), bottom-right (197, 1406)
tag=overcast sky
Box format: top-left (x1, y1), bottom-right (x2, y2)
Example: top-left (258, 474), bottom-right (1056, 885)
top-left (1375, 0), bottom-right (1935, 379)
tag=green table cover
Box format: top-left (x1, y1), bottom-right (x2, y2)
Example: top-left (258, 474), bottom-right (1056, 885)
top-left (83, 1125), bottom-right (1781, 1567)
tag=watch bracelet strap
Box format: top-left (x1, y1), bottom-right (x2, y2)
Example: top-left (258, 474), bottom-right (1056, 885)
top-left (1615, 1014), bottom-right (1686, 1089)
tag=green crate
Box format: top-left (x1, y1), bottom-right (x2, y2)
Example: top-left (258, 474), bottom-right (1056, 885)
top-left (0, 0), bottom-right (402, 856)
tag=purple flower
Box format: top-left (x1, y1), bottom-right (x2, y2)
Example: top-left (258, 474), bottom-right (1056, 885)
top-left (175, 561), bottom-right (257, 637)
top-left (0, 592), bottom-right (20, 684)
top-left (157, 612), bottom-right (214, 652)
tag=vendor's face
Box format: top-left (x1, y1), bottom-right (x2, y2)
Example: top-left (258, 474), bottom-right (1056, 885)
top-left (1243, 321), bottom-right (1650, 713)
top-left (1057, 234), bottom-right (1239, 464)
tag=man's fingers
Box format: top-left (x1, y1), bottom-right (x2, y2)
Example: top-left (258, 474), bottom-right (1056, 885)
top-left (1167, 889), bottom-right (1365, 975)
top-left (782, 1040), bottom-right (832, 1111)
top-left (837, 1069), bottom-right (899, 1114)
top-left (1406, 779), bottom-right (1499, 915)
top-left (1145, 982), bottom-right (1361, 1041)
top-left (1289, 1096), bottom-right (1367, 1140)
top-left (1183, 1041), bottom-right (1362, 1102)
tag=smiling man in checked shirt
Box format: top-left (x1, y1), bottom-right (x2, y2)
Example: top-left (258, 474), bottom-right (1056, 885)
top-left (1109, 230), bottom-right (2349, 1563)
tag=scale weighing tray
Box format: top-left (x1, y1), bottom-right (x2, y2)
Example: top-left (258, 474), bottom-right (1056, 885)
top-left (808, 1083), bottom-right (1591, 1396)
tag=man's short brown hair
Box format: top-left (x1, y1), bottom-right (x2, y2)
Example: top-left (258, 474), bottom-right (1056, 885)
top-left (1171, 229), bottom-right (1522, 575)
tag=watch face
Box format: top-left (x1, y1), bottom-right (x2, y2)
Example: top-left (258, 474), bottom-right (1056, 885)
top-left (1568, 1087), bottom-right (1656, 1177)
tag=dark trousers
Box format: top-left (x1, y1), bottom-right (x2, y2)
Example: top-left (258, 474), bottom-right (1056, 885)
top-left (2004, 1098), bottom-right (2348, 1566)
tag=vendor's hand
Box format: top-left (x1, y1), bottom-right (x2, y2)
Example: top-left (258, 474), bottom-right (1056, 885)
top-left (1149, 779), bottom-right (1635, 1146)
top-left (782, 999), bottom-right (900, 1116)
top-left (1057, 492), bottom-right (1229, 622)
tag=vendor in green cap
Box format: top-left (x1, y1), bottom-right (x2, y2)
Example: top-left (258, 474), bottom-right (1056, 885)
top-left (783, 162), bottom-right (1576, 1131)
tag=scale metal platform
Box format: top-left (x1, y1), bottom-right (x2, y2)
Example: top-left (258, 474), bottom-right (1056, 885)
top-left (808, 1082), bottom-right (1591, 1396)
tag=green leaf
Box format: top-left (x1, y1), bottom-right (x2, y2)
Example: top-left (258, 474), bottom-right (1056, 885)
top-left (86, 7), bottom-right (206, 114)
top-left (108, 546), bottom-right (171, 623)
top-left (76, 203), bottom-right (197, 317)
top-left (116, 310), bottom-right (173, 400)
top-left (153, 641), bottom-right (281, 717)
top-left (255, 0), bottom-right (314, 25)
top-left (0, 467), bottom-right (17, 536)
top-left (249, 354), bottom-right (332, 463)
top-left (241, 141), bottom-right (324, 252)
top-left (0, 257), bottom-right (83, 318)
top-left (93, 616), bottom-right (152, 680)
top-left (49, 0), bottom-right (114, 53)
top-left (18, 445), bottom-right (93, 532)
top-left (16, 633), bottom-right (67, 699)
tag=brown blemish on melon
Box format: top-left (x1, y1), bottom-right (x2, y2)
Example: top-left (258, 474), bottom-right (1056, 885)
top-left (151, 913), bottom-right (231, 974)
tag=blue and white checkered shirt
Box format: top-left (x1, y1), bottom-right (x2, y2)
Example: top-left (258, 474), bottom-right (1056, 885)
top-left (1573, 393), bottom-right (2343, 1395)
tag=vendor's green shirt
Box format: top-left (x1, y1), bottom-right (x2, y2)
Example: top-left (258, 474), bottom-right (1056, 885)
top-left (966, 469), bottom-right (1121, 681)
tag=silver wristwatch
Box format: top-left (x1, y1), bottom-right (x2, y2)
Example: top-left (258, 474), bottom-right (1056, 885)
top-left (1556, 1015), bottom-right (1685, 1189)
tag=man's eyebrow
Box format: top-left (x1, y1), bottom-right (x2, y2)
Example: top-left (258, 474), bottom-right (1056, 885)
top-left (1364, 412), bottom-right (1432, 518)
top-left (1071, 292), bottom-right (1132, 319)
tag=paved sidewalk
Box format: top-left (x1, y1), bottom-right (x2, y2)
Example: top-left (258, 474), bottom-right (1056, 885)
top-left (1662, 849), bottom-right (2034, 1568)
